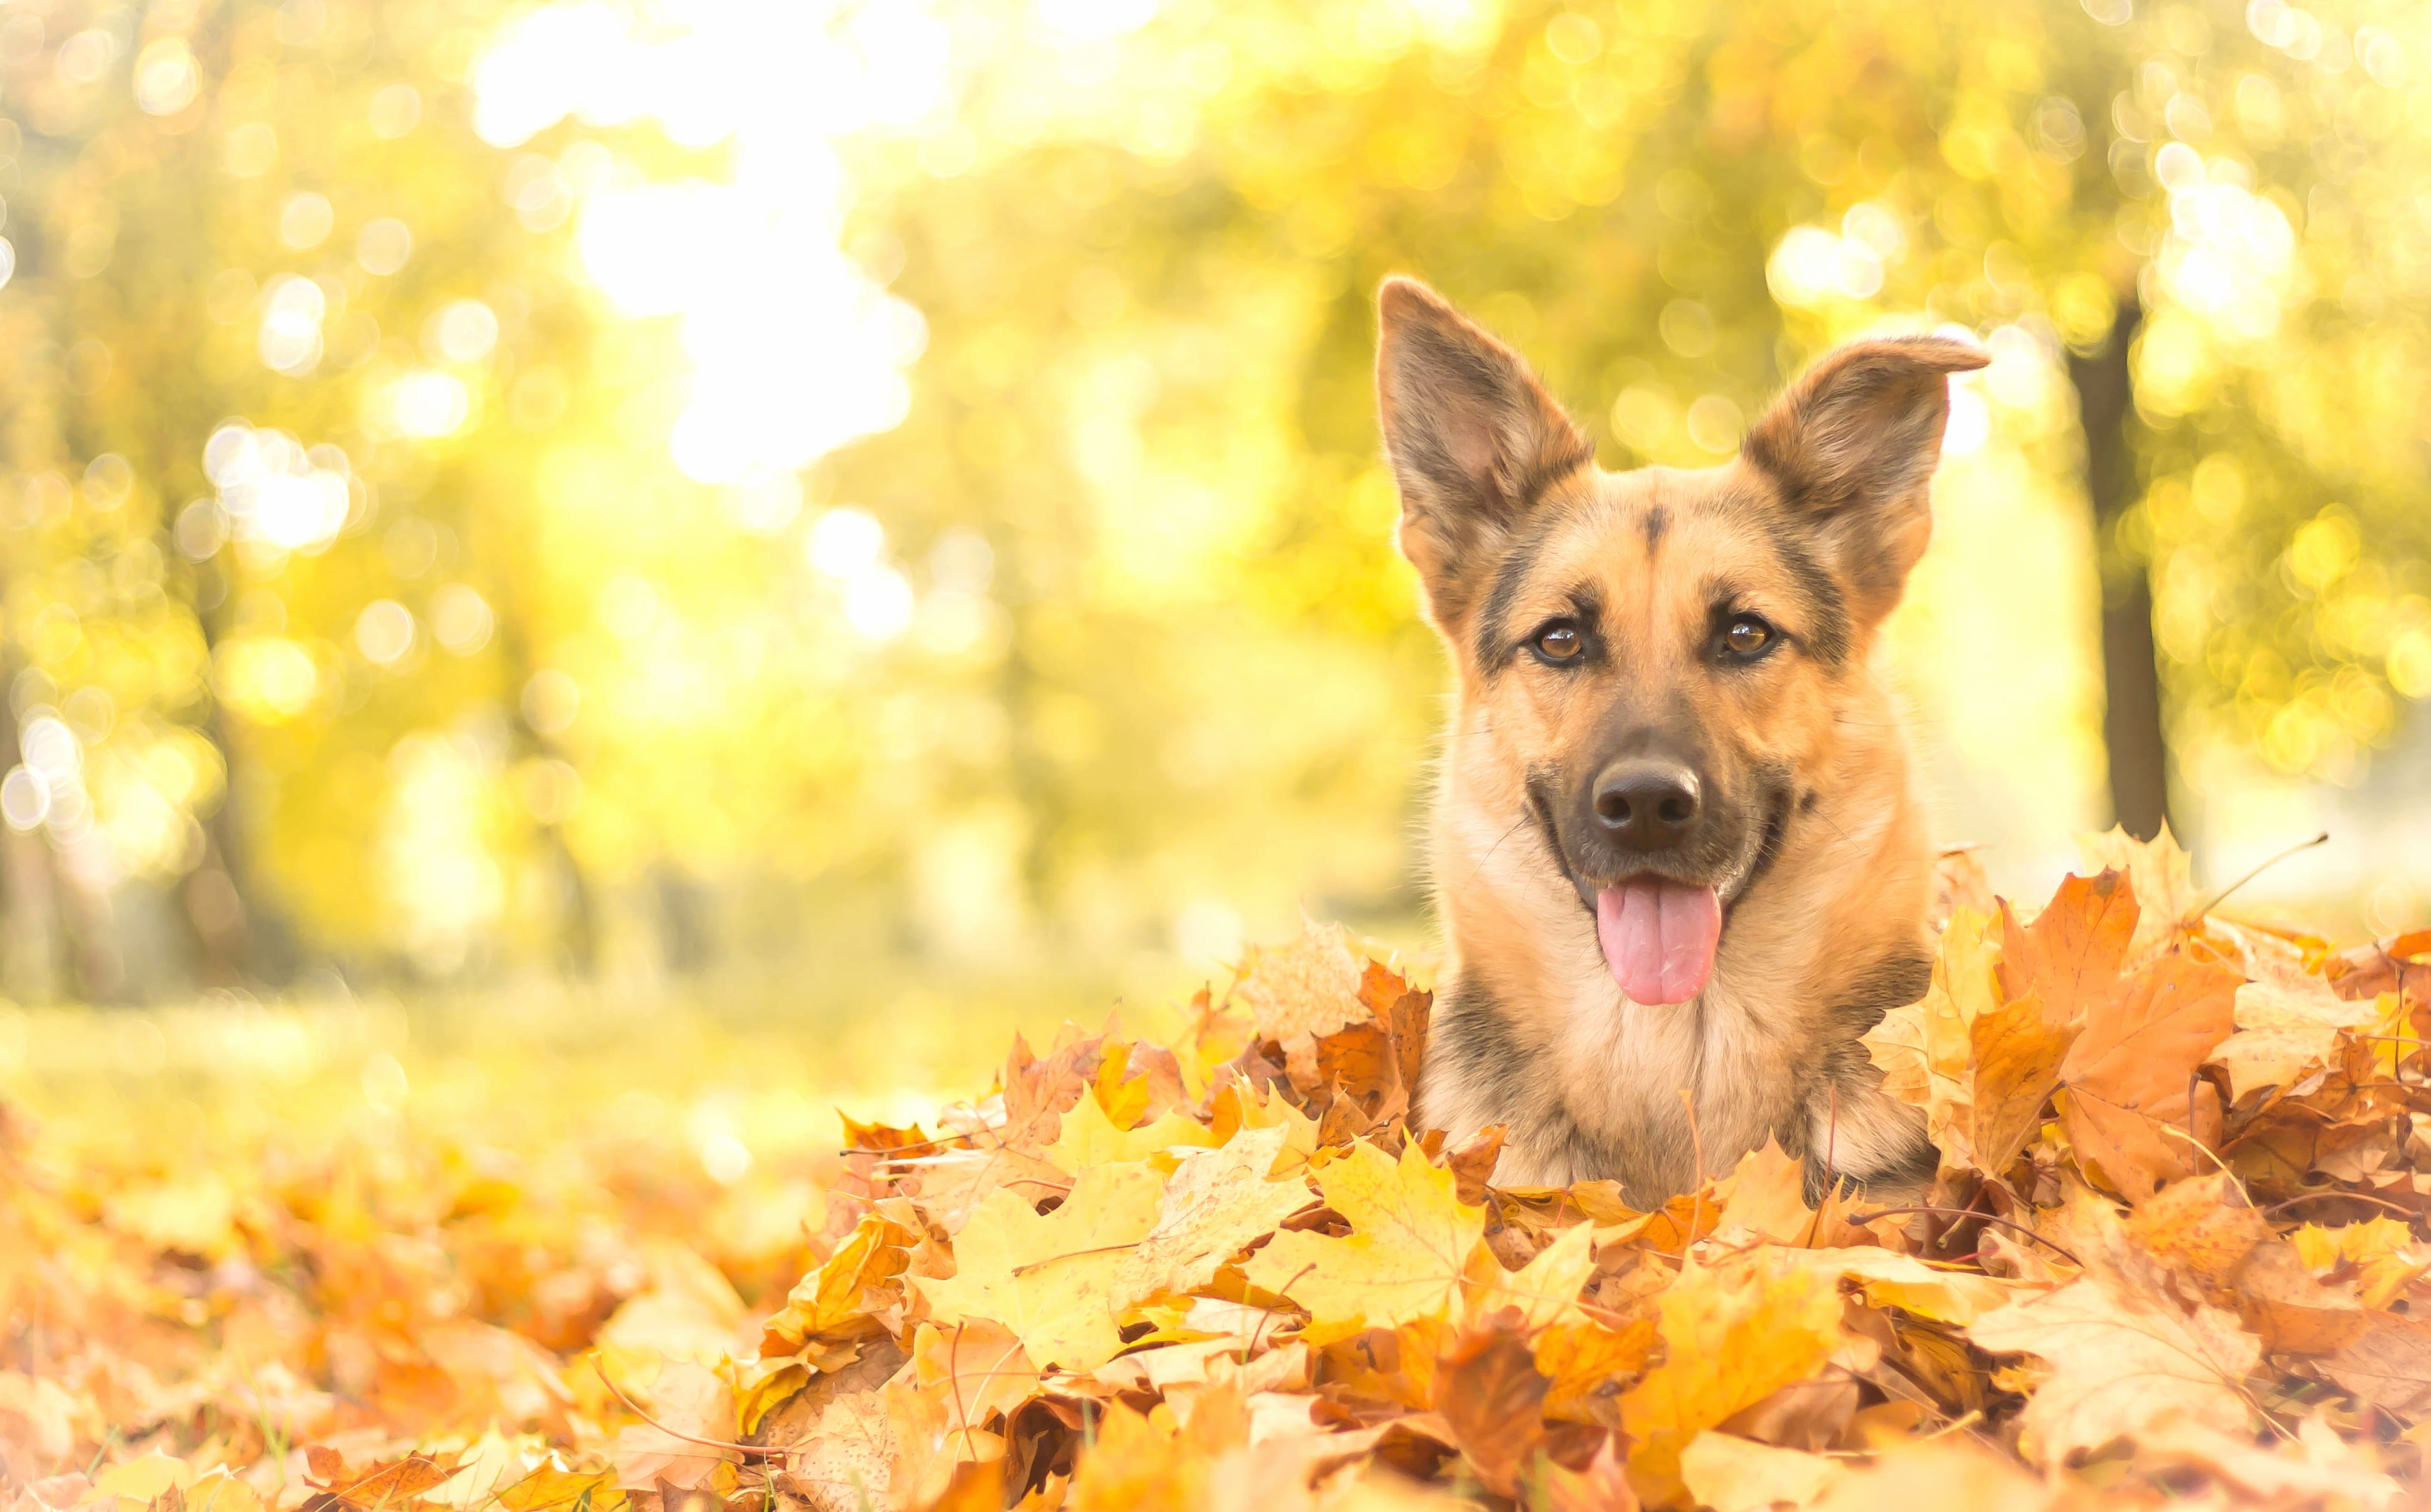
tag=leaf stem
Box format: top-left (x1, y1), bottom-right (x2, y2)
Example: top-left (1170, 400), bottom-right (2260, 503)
top-left (2194, 831), bottom-right (2329, 920)
top-left (1847, 1205), bottom-right (2083, 1270)
top-left (592, 1360), bottom-right (783, 1461)
top-left (2260, 1190), bottom-right (2421, 1222)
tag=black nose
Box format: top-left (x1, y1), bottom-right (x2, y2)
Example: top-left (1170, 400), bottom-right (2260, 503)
top-left (1591, 760), bottom-right (1702, 851)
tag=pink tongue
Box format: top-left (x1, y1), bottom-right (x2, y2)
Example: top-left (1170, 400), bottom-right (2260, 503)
top-left (1595, 880), bottom-right (1722, 1005)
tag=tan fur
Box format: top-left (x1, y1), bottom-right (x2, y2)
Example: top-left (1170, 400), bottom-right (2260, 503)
top-left (1377, 278), bottom-right (1986, 1205)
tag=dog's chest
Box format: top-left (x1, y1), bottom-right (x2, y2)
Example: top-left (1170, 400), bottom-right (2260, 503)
top-left (1538, 971), bottom-right (1795, 1192)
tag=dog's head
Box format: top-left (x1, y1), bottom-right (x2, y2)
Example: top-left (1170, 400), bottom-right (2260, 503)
top-left (1378, 278), bottom-right (1984, 1007)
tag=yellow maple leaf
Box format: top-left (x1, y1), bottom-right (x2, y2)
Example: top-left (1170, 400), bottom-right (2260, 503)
top-left (1114, 1124), bottom-right (1313, 1307)
top-left (1209, 1076), bottom-right (1324, 1175)
top-left (759, 1210), bottom-right (913, 1356)
top-left (1713, 1139), bottom-right (1816, 1246)
top-left (1785, 1247), bottom-right (2019, 1326)
top-left (1462, 1217), bottom-right (1596, 1331)
top-left (917, 1161), bottom-right (1166, 1371)
top-left (1043, 1093), bottom-right (1218, 1175)
top-left (1536, 1313), bottom-right (1658, 1424)
top-left (1241, 1139), bottom-right (1485, 1345)
top-left (1967, 987), bottom-right (2075, 1178)
top-left (1865, 906), bottom-right (2002, 1170)
top-left (2290, 1217), bottom-right (2431, 1310)
top-left (1679, 1431), bottom-right (1842, 1512)
top-left (1063, 1393), bottom-right (1247, 1512)
top-left (1617, 1250), bottom-right (1847, 1506)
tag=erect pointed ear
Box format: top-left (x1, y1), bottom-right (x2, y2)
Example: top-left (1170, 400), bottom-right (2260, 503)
top-left (1740, 335), bottom-right (1989, 621)
top-left (1376, 277), bottom-right (1592, 629)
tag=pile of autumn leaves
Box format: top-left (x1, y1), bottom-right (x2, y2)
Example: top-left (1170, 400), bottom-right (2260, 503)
top-left (19, 829), bottom-right (2431, 1512)
top-left (625, 830), bottom-right (2431, 1511)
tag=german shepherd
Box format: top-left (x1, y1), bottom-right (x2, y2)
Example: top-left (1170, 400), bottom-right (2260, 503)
top-left (1379, 278), bottom-right (1987, 1205)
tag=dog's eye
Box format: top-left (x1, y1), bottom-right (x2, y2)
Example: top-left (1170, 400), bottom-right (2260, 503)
top-left (1721, 616), bottom-right (1774, 659)
top-left (1534, 624), bottom-right (1584, 662)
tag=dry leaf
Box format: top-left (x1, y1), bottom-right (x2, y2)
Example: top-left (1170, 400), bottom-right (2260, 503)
top-left (1967, 988), bottom-right (2076, 1180)
top-left (1115, 1124), bottom-right (1313, 1306)
top-left (1232, 921), bottom-right (1371, 1046)
top-left (785, 1389), bottom-right (893, 1512)
top-left (916, 1160), bottom-right (1165, 1370)
top-left (2058, 953), bottom-right (2240, 1200)
top-left (1678, 1431), bottom-right (1842, 1512)
top-left (2211, 929), bottom-right (2377, 1101)
top-left (1616, 1252), bottom-right (1847, 1505)
top-left (2328, 1315), bottom-right (2431, 1418)
top-left (1243, 1140), bottom-right (1486, 1344)
top-left (1433, 1319), bottom-right (1548, 1497)
top-left (608, 1364), bottom-right (736, 1491)
top-left (2078, 824), bottom-right (2202, 970)
top-left (1968, 1204), bottom-right (2260, 1464)
top-left (1999, 870), bottom-right (2138, 1015)
top-left (759, 1211), bottom-right (913, 1357)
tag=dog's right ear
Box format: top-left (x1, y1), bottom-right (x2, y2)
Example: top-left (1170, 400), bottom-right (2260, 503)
top-left (1377, 278), bottom-right (1591, 629)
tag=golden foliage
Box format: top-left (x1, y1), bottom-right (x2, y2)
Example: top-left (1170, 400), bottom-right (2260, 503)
top-left (16, 843), bottom-right (2431, 1512)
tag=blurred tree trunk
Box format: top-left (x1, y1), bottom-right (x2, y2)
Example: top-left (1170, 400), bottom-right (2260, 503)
top-left (185, 567), bottom-right (295, 988)
top-left (496, 605), bottom-right (599, 976)
top-left (2068, 297), bottom-right (2172, 843)
top-left (0, 664), bottom-right (65, 1002)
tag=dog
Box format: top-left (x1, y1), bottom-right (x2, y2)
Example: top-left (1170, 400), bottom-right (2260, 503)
top-left (1379, 277), bottom-right (1987, 1205)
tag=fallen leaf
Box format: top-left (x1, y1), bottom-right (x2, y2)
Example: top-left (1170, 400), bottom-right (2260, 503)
top-left (1967, 988), bottom-right (2076, 1180)
top-left (1232, 921), bottom-right (1371, 1046)
top-left (2122, 1174), bottom-right (2269, 1287)
top-left (1463, 1217), bottom-right (1596, 1330)
top-left (784, 1388), bottom-right (893, 1512)
top-left (609, 1364), bottom-right (737, 1491)
top-left (1678, 1431), bottom-right (1842, 1512)
top-left (917, 1161), bottom-right (1165, 1371)
top-left (1617, 1252), bottom-right (1847, 1506)
top-left (2211, 928), bottom-right (2376, 1100)
top-left (1243, 1140), bottom-right (1486, 1344)
top-left (1043, 1093), bottom-right (1218, 1174)
top-left (1789, 1247), bottom-right (2018, 1326)
top-left (1114, 1124), bottom-right (1312, 1306)
top-left (2079, 823), bottom-right (2202, 969)
top-left (1806, 1440), bottom-right (2051, 1512)
top-left (1713, 1140), bottom-right (1815, 1246)
top-left (1536, 1313), bottom-right (1660, 1424)
top-left (906, 1320), bottom-right (1038, 1441)
top-left (759, 1210), bottom-right (914, 1357)
top-left (2058, 953), bottom-right (2240, 1200)
top-left (2333, 1314), bottom-right (2431, 1418)
top-left (1433, 1319), bottom-right (1548, 1498)
top-left (2129, 1418), bottom-right (2402, 1509)
top-left (1538, 1435), bottom-right (1640, 1512)
top-left (1967, 1205), bottom-right (2260, 1464)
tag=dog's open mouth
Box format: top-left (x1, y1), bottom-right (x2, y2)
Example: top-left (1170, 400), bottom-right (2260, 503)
top-left (1594, 879), bottom-right (1720, 1006)
top-left (1566, 784), bottom-right (1793, 1006)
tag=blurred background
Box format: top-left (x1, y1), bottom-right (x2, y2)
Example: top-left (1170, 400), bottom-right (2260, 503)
top-left (4, 0), bottom-right (2431, 1062)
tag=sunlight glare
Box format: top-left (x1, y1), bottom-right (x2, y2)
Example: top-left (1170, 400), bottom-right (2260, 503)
top-left (475, 1), bottom-right (949, 484)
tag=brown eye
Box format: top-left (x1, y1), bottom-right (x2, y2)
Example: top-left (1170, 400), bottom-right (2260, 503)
top-left (1722, 616), bottom-right (1774, 658)
top-left (1535, 624), bottom-right (1583, 662)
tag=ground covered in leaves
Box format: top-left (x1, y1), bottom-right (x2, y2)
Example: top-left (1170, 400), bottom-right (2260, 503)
top-left (11, 831), bottom-right (2431, 1511)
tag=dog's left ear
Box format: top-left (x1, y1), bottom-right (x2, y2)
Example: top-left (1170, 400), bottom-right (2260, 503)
top-left (1741, 336), bottom-right (1989, 619)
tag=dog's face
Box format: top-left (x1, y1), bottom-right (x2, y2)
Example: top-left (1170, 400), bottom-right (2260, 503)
top-left (1377, 278), bottom-right (1984, 1006)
